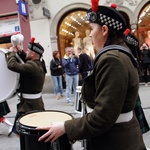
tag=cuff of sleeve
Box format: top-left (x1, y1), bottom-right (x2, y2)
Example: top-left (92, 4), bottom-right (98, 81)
top-left (61, 122), bottom-right (66, 133)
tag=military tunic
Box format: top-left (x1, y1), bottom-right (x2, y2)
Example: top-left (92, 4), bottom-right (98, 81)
top-left (7, 52), bottom-right (45, 113)
top-left (65, 49), bottom-right (146, 150)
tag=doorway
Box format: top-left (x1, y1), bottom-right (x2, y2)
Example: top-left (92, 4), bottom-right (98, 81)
top-left (57, 9), bottom-right (90, 57)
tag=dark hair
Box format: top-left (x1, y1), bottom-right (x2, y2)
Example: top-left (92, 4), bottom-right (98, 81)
top-left (103, 28), bottom-right (123, 47)
top-left (53, 50), bottom-right (59, 58)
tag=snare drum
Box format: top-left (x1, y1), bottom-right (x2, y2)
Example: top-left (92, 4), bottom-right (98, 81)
top-left (0, 48), bottom-right (19, 102)
top-left (17, 110), bottom-right (73, 150)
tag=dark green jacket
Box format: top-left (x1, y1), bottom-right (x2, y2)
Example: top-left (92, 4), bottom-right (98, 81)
top-left (65, 49), bottom-right (145, 150)
top-left (7, 52), bottom-right (45, 112)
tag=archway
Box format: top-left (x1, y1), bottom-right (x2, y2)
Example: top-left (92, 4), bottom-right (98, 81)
top-left (57, 9), bottom-right (90, 58)
top-left (49, 3), bottom-right (90, 51)
top-left (137, 2), bottom-right (150, 46)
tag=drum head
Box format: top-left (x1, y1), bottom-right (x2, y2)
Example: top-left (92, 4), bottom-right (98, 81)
top-left (0, 48), bottom-right (19, 102)
top-left (19, 111), bottom-right (73, 127)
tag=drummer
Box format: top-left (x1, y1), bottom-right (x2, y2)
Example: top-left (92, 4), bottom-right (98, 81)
top-left (36, 1), bottom-right (146, 150)
top-left (6, 37), bottom-right (47, 136)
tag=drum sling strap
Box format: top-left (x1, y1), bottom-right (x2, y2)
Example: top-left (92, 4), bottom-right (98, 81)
top-left (94, 45), bottom-right (138, 68)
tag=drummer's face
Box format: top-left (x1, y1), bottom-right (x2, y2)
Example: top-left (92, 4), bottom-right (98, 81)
top-left (26, 49), bottom-right (33, 60)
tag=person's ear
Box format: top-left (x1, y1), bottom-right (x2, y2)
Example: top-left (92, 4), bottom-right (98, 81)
top-left (31, 51), bottom-right (35, 57)
top-left (102, 25), bottom-right (108, 36)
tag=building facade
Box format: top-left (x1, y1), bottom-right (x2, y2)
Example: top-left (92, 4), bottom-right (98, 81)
top-left (28, 0), bottom-right (149, 72)
top-left (0, 0), bottom-right (149, 92)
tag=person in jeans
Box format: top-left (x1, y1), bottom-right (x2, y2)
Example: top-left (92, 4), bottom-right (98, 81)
top-left (50, 50), bottom-right (64, 99)
top-left (62, 47), bottom-right (80, 105)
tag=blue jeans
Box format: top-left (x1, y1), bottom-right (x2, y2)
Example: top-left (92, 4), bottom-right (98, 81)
top-left (51, 75), bottom-right (63, 95)
top-left (66, 74), bottom-right (79, 102)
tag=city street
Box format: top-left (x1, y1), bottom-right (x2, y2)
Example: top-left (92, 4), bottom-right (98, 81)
top-left (0, 84), bottom-right (150, 150)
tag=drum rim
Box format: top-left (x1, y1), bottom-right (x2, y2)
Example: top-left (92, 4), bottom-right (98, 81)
top-left (18, 110), bottom-right (73, 129)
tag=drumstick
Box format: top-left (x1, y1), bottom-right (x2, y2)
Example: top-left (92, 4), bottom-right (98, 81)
top-left (15, 53), bottom-right (25, 64)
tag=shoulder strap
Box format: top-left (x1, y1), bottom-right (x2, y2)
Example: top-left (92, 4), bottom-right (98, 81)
top-left (94, 45), bottom-right (138, 67)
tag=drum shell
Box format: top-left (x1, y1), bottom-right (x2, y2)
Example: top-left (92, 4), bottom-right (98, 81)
top-left (0, 48), bottom-right (19, 102)
top-left (17, 111), bottom-right (73, 150)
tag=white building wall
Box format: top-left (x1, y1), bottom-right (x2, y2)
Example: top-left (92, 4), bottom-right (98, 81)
top-left (30, 19), bottom-right (51, 74)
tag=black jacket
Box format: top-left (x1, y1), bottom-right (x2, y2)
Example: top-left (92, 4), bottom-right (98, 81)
top-left (141, 49), bottom-right (150, 64)
top-left (50, 58), bottom-right (63, 76)
top-left (79, 53), bottom-right (93, 73)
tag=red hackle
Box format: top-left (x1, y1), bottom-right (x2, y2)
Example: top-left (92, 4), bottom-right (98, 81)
top-left (91, 0), bottom-right (99, 12)
top-left (124, 29), bottom-right (130, 36)
top-left (31, 37), bottom-right (35, 43)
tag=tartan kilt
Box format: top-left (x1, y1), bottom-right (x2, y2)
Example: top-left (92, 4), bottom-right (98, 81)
top-left (134, 95), bottom-right (150, 134)
top-left (0, 101), bottom-right (10, 116)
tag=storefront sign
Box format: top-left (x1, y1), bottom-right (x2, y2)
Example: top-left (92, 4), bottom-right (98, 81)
top-left (18, 0), bottom-right (28, 16)
top-left (0, 15), bottom-right (20, 37)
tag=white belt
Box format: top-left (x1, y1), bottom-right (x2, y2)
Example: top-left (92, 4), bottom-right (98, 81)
top-left (22, 93), bottom-right (41, 99)
top-left (115, 111), bottom-right (133, 123)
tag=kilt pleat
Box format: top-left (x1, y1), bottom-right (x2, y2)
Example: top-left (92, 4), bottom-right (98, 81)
top-left (0, 101), bottom-right (10, 116)
top-left (134, 95), bottom-right (150, 134)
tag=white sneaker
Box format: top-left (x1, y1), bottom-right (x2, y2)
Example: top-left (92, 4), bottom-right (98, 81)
top-left (145, 83), bottom-right (148, 86)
